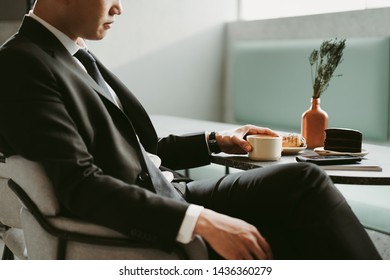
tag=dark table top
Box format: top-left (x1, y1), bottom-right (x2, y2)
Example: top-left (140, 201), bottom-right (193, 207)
top-left (151, 115), bottom-right (390, 185)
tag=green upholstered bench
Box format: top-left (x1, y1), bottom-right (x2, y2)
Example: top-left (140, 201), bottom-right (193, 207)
top-left (224, 38), bottom-right (390, 239)
top-left (337, 184), bottom-right (390, 235)
top-left (227, 37), bottom-right (390, 142)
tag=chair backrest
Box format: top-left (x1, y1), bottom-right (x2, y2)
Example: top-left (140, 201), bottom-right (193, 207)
top-left (0, 177), bottom-right (22, 228)
top-left (1, 155), bottom-right (208, 259)
top-left (0, 155), bottom-right (60, 217)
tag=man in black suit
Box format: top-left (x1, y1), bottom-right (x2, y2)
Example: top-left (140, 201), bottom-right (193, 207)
top-left (0, 0), bottom-right (381, 259)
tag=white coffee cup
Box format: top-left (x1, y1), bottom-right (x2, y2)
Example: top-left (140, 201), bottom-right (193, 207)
top-left (247, 135), bottom-right (282, 161)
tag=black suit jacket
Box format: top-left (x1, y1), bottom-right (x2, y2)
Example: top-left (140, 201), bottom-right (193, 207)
top-left (0, 16), bottom-right (212, 247)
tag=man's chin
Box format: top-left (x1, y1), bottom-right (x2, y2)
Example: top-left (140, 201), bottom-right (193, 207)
top-left (87, 34), bottom-right (107, 41)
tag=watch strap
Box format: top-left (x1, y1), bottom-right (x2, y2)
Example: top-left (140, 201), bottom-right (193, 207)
top-left (208, 131), bottom-right (221, 154)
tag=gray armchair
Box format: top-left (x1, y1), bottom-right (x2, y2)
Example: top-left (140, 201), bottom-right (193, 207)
top-left (0, 155), bottom-right (208, 260)
top-left (0, 155), bottom-right (27, 259)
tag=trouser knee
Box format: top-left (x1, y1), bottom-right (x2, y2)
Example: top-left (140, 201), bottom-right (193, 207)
top-left (289, 162), bottom-right (346, 219)
top-left (291, 162), bottom-right (335, 193)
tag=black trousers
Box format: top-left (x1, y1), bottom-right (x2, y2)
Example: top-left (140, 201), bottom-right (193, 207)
top-left (186, 162), bottom-right (381, 260)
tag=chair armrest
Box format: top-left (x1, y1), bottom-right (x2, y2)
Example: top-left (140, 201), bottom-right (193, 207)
top-left (10, 176), bottom-right (209, 259)
top-left (47, 215), bottom-right (208, 259)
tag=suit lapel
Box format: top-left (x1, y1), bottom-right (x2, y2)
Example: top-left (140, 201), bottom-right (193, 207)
top-left (97, 60), bottom-right (158, 153)
top-left (55, 47), bottom-right (119, 108)
top-left (19, 17), bottom-right (119, 108)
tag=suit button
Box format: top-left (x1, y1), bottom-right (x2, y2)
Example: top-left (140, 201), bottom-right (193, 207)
top-left (138, 171), bottom-right (150, 182)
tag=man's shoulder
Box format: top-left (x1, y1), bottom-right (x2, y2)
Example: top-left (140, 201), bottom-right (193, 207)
top-left (1, 18), bottom-right (59, 63)
top-left (0, 34), bottom-right (57, 73)
top-left (1, 34), bottom-right (39, 58)
top-left (2, 31), bottom-right (43, 52)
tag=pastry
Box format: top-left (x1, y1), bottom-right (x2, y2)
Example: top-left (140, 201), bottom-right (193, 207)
top-left (282, 134), bottom-right (306, 147)
top-left (324, 128), bottom-right (362, 153)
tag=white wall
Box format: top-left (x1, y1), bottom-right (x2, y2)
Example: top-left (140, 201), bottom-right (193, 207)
top-left (223, 7), bottom-right (390, 123)
top-left (228, 7), bottom-right (390, 41)
top-left (88, 0), bottom-right (238, 121)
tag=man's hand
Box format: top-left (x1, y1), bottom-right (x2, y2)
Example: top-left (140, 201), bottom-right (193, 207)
top-left (193, 209), bottom-right (273, 260)
top-left (215, 125), bottom-right (279, 154)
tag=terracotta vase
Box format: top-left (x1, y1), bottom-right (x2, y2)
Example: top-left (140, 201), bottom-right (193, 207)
top-left (301, 98), bottom-right (328, 149)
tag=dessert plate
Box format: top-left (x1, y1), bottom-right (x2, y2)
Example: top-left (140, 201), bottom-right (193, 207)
top-left (282, 146), bottom-right (307, 155)
top-left (314, 147), bottom-right (369, 157)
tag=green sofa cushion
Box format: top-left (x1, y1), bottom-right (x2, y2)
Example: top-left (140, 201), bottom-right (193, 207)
top-left (337, 184), bottom-right (390, 234)
top-left (229, 38), bottom-right (390, 142)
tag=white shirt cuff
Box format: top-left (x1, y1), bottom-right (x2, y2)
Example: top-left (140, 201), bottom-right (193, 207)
top-left (176, 204), bottom-right (204, 244)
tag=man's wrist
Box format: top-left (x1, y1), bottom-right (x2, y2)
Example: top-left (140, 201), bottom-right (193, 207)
top-left (176, 204), bottom-right (204, 244)
top-left (207, 131), bottom-right (221, 154)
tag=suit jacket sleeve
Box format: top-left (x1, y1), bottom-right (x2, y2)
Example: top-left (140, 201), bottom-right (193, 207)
top-left (157, 132), bottom-right (211, 170)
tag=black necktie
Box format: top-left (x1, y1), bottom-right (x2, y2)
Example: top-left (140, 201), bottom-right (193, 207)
top-left (74, 49), bottom-right (115, 104)
top-left (139, 145), bottom-right (185, 201)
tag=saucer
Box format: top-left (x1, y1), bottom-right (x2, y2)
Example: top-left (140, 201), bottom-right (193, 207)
top-left (314, 147), bottom-right (369, 157)
top-left (282, 146), bottom-right (307, 155)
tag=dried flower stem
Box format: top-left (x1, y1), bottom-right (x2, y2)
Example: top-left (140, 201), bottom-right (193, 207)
top-left (309, 38), bottom-right (346, 98)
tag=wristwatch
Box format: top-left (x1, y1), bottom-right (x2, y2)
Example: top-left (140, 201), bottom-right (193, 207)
top-left (208, 131), bottom-right (221, 154)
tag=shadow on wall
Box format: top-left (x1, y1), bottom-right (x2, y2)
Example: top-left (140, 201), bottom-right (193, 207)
top-left (110, 26), bottom-right (227, 121)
